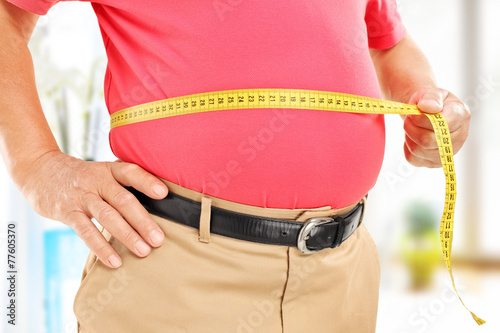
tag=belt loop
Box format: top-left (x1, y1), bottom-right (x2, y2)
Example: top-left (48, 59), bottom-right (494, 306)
top-left (358, 196), bottom-right (367, 225)
top-left (198, 196), bottom-right (213, 243)
top-left (295, 208), bottom-right (334, 222)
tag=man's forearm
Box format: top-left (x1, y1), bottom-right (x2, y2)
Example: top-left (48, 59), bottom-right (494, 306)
top-left (370, 33), bottom-right (437, 103)
top-left (0, 1), bottom-right (61, 189)
top-left (371, 33), bottom-right (471, 168)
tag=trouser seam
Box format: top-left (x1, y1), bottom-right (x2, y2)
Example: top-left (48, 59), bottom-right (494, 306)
top-left (280, 247), bottom-right (290, 333)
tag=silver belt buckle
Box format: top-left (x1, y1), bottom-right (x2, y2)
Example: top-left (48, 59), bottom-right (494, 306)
top-left (297, 217), bottom-right (335, 254)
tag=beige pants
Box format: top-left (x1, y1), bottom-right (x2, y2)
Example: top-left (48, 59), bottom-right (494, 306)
top-left (74, 179), bottom-right (381, 333)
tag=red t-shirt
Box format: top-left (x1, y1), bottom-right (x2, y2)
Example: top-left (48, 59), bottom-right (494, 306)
top-left (10, 0), bottom-right (406, 209)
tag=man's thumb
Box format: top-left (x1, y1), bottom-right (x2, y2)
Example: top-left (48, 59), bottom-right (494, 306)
top-left (411, 88), bottom-right (446, 114)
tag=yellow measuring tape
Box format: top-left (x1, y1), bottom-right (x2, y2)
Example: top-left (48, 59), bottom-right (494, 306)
top-left (111, 88), bottom-right (485, 325)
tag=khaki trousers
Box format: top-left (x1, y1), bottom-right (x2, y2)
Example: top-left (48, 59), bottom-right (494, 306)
top-left (74, 179), bottom-right (381, 332)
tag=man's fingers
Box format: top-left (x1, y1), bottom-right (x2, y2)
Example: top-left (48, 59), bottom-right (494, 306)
top-left (404, 135), bottom-right (441, 164)
top-left (82, 191), bottom-right (153, 258)
top-left (409, 101), bottom-right (465, 132)
top-left (109, 161), bottom-right (168, 200)
top-left (100, 182), bottom-right (165, 248)
top-left (67, 211), bottom-right (122, 269)
top-left (404, 118), bottom-right (438, 149)
top-left (406, 114), bottom-right (433, 131)
top-left (405, 115), bottom-right (468, 156)
top-left (404, 141), bottom-right (441, 168)
top-left (441, 99), bottom-right (470, 133)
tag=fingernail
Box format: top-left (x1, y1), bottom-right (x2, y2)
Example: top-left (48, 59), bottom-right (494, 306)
top-left (152, 184), bottom-right (167, 197)
top-left (109, 255), bottom-right (122, 268)
top-left (135, 240), bottom-right (151, 256)
top-left (149, 230), bottom-right (164, 246)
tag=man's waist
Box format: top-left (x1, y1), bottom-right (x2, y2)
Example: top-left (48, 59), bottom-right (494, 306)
top-left (125, 177), bottom-right (367, 253)
top-left (159, 178), bottom-right (361, 219)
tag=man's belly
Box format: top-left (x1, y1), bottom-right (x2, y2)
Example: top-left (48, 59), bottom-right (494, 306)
top-left (109, 108), bottom-right (385, 209)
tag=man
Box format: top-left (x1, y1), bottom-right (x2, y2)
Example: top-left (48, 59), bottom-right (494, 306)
top-left (0, 0), bottom-right (470, 332)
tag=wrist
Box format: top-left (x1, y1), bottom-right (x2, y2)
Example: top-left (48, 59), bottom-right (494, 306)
top-left (12, 148), bottom-right (65, 196)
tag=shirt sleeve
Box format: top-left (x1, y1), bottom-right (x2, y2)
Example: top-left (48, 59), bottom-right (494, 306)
top-left (365, 0), bottom-right (407, 49)
top-left (6, 0), bottom-right (60, 15)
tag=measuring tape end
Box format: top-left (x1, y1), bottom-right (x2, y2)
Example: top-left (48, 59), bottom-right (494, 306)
top-left (472, 313), bottom-right (486, 326)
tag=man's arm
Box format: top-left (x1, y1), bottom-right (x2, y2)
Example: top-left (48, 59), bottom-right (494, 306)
top-left (0, 1), bottom-right (58, 182)
top-left (370, 33), bottom-right (471, 167)
top-left (0, 0), bottom-right (169, 268)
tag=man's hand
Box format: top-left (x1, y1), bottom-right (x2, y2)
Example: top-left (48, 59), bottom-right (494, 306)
top-left (403, 87), bottom-right (471, 167)
top-left (369, 34), bottom-right (471, 168)
top-left (20, 151), bottom-right (169, 268)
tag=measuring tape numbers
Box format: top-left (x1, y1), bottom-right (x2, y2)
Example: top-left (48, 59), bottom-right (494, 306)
top-left (110, 88), bottom-right (485, 325)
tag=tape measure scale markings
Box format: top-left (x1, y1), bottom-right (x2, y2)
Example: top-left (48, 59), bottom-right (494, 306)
top-left (110, 88), bottom-right (485, 325)
top-left (110, 89), bottom-right (422, 128)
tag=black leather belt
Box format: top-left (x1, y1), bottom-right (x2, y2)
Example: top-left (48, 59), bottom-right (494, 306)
top-left (125, 186), bottom-right (366, 254)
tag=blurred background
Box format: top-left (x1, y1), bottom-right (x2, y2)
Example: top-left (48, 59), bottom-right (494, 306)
top-left (0, 0), bottom-right (499, 332)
